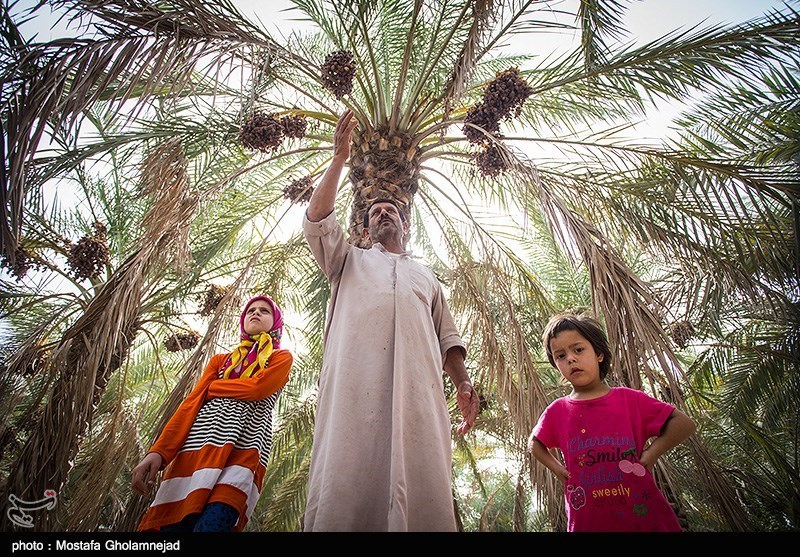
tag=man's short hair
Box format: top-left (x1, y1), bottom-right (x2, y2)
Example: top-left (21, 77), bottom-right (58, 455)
top-left (363, 198), bottom-right (407, 229)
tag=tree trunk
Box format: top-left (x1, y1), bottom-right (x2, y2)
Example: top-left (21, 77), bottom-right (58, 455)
top-left (345, 125), bottom-right (421, 247)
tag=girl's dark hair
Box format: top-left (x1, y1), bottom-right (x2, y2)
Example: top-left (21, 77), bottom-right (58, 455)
top-left (542, 312), bottom-right (612, 380)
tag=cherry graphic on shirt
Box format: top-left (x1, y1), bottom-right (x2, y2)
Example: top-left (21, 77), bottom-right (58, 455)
top-left (619, 459), bottom-right (646, 476)
top-left (566, 484), bottom-right (586, 510)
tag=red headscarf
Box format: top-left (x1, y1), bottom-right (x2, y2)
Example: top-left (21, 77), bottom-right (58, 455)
top-left (223, 295), bottom-right (284, 379)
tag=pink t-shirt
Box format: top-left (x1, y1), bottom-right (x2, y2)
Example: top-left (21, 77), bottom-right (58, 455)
top-left (533, 386), bottom-right (682, 532)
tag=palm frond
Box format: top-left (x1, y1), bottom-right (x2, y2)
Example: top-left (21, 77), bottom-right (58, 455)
top-left (576, 0), bottom-right (628, 71)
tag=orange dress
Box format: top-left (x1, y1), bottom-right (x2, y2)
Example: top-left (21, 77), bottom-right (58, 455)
top-left (137, 349), bottom-right (292, 532)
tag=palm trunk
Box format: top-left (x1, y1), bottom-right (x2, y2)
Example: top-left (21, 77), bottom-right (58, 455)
top-left (345, 125), bottom-right (421, 247)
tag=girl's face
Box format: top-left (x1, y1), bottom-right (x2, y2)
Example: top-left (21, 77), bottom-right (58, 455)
top-left (243, 300), bottom-right (275, 336)
top-left (549, 328), bottom-right (604, 392)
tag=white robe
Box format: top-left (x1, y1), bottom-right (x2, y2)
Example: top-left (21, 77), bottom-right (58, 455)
top-left (302, 211), bottom-right (465, 531)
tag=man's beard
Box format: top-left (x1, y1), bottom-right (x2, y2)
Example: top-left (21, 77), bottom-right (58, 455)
top-left (370, 218), bottom-right (400, 244)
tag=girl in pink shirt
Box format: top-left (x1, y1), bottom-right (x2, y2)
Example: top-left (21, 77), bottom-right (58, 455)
top-left (528, 312), bottom-right (696, 532)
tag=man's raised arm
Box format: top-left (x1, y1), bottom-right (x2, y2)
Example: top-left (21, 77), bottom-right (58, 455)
top-left (307, 109), bottom-right (358, 222)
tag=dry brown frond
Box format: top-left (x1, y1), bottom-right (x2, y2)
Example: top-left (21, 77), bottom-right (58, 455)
top-left (56, 411), bottom-right (138, 531)
top-left (448, 0), bottom-right (497, 104)
top-left (531, 173), bottom-right (681, 391)
top-left (1, 138), bottom-right (197, 530)
top-left (447, 255), bottom-right (555, 504)
top-left (139, 138), bottom-right (196, 274)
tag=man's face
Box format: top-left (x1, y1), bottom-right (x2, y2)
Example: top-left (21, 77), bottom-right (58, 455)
top-left (364, 202), bottom-right (407, 245)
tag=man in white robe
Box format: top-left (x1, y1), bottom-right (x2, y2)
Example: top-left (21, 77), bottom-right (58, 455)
top-left (302, 109), bottom-right (480, 531)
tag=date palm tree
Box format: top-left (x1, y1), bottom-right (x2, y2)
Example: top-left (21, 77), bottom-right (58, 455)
top-left (1, 0), bottom-right (797, 531)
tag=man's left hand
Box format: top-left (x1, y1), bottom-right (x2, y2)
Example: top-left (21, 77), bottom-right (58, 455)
top-left (456, 381), bottom-right (479, 435)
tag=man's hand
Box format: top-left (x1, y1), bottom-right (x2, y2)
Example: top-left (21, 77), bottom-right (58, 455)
top-left (333, 109), bottom-right (357, 162)
top-left (131, 452), bottom-right (163, 496)
top-left (456, 380), bottom-right (480, 435)
top-left (307, 109), bottom-right (359, 222)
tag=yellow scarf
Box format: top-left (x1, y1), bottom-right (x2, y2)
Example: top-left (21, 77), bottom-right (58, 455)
top-left (222, 331), bottom-right (274, 379)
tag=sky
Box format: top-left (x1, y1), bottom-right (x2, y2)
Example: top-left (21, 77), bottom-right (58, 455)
top-left (231, 0), bottom-right (788, 50)
top-left (231, 0), bottom-right (785, 34)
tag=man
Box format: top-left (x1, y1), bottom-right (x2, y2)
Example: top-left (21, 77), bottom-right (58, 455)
top-left (302, 109), bottom-right (480, 531)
